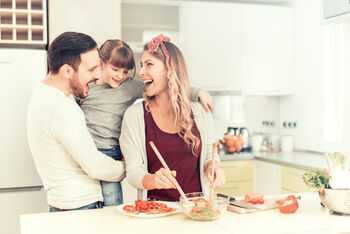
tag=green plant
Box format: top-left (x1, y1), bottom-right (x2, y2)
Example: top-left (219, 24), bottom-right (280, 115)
top-left (303, 169), bottom-right (330, 189)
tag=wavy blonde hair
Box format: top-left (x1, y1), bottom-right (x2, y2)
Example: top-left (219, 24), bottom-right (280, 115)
top-left (144, 41), bottom-right (200, 155)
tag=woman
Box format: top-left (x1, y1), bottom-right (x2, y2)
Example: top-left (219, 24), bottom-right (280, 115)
top-left (120, 35), bottom-right (224, 201)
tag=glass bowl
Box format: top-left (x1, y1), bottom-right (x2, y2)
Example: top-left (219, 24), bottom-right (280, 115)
top-left (179, 192), bottom-right (228, 221)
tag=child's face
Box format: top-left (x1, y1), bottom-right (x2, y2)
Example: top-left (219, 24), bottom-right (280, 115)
top-left (102, 62), bottom-right (129, 88)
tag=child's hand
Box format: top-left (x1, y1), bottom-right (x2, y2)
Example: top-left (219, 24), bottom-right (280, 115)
top-left (198, 90), bottom-right (213, 112)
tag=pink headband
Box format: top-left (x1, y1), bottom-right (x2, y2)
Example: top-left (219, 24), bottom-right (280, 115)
top-left (147, 34), bottom-right (171, 63)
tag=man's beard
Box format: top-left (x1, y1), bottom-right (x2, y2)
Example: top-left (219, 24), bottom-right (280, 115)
top-left (70, 76), bottom-right (86, 98)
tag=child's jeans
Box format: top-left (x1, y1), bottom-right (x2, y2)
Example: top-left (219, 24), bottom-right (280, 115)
top-left (98, 146), bottom-right (123, 206)
top-left (49, 201), bottom-right (103, 212)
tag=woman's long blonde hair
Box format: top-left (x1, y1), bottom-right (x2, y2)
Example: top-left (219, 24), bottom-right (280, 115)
top-left (144, 40), bottom-right (200, 155)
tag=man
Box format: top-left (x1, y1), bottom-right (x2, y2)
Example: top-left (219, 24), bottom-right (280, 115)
top-left (27, 32), bottom-right (125, 212)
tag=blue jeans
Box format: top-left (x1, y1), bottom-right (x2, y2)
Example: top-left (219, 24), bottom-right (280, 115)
top-left (98, 146), bottom-right (123, 206)
top-left (49, 201), bottom-right (103, 212)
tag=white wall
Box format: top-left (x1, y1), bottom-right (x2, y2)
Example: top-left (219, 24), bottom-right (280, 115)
top-left (245, 96), bottom-right (280, 134)
top-left (340, 22), bottom-right (350, 155)
top-left (212, 95), bottom-right (280, 139)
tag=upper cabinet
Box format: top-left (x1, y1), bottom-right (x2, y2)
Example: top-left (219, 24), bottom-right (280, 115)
top-left (0, 0), bottom-right (47, 46)
top-left (181, 2), bottom-right (294, 95)
top-left (323, 0), bottom-right (350, 20)
top-left (48, 0), bottom-right (121, 45)
top-left (181, 2), bottom-right (242, 92)
top-left (241, 4), bottom-right (294, 95)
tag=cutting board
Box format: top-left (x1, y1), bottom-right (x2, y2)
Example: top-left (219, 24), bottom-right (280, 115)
top-left (230, 198), bottom-right (277, 211)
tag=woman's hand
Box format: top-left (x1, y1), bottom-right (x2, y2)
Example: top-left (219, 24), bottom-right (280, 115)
top-left (204, 160), bottom-right (225, 188)
top-left (198, 90), bottom-right (213, 112)
top-left (142, 168), bottom-right (177, 190)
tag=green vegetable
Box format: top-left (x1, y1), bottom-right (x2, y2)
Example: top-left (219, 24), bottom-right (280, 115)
top-left (303, 169), bottom-right (330, 189)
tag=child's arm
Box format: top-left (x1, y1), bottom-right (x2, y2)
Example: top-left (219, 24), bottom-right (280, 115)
top-left (190, 87), bottom-right (213, 112)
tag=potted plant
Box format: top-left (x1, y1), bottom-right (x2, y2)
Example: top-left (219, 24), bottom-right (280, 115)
top-left (303, 169), bottom-right (330, 207)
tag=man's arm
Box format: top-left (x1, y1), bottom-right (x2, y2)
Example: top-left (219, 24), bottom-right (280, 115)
top-left (51, 103), bottom-right (125, 182)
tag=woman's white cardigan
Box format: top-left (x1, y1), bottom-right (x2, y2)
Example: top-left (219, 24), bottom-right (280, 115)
top-left (119, 102), bottom-right (218, 200)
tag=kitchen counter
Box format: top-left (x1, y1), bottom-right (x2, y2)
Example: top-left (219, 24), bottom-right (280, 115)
top-left (220, 151), bottom-right (327, 170)
top-left (21, 193), bottom-right (350, 234)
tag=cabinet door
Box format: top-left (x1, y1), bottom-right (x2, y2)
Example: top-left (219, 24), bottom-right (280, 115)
top-left (2, 189), bottom-right (47, 234)
top-left (216, 160), bottom-right (253, 196)
top-left (241, 4), bottom-right (294, 95)
top-left (48, 0), bottom-right (121, 45)
top-left (254, 160), bottom-right (282, 194)
top-left (281, 166), bottom-right (316, 193)
top-left (181, 2), bottom-right (241, 91)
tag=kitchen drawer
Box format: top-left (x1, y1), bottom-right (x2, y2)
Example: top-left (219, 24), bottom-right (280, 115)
top-left (216, 181), bottom-right (253, 197)
top-left (221, 160), bottom-right (253, 182)
top-left (281, 166), bottom-right (315, 192)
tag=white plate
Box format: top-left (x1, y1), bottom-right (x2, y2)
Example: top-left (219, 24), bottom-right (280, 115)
top-left (116, 201), bottom-right (180, 218)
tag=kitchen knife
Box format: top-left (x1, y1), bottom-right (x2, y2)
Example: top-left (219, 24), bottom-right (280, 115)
top-left (217, 193), bottom-right (236, 203)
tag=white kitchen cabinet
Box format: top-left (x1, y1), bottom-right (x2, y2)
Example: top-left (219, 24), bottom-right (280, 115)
top-left (1, 188), bottom-right (47, 234)
top-left (281, 166), bottom-right (316, 193)
top-left (181, 2), bottom-right (242, 91)
top-left (216, 160), bottom-right (253, 196)
top-left (241, 4), bottom-right (294, 95)
top-left (181, 2), bottom-right (294, 95)
top-left (254, 160), bottom-right (282, 194)
top-left (48, 0), bottom-right (121, 45)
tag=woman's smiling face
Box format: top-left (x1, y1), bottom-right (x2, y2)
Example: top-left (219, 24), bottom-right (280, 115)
top-left (139, 51), bottom-right (168, 97)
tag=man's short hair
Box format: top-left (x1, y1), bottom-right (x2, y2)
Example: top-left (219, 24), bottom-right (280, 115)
top-left (47, 32), bottom-right (97, 74)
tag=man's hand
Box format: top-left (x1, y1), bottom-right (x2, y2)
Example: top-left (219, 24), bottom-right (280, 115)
top-left (198, 90), bottom-right (213, 112)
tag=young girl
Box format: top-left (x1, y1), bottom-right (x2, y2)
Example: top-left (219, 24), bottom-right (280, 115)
top-left (77, 39), bottom-right (212, 206)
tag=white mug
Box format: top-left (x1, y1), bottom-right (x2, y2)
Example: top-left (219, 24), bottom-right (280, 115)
top-left (251, 135), bottom-right (263, 153)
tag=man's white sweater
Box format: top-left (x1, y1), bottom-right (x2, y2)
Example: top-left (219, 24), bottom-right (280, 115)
top-left (27, 82), bottom-right (125, 209)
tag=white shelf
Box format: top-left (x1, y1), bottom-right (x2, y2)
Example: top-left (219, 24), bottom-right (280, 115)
top-left (123, 23), bottom-right (177, 31)
top-left (0, 0), bottom-right (46, 45)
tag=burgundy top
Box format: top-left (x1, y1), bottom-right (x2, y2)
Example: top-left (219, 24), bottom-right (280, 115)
top-left (144, 103), bottom-right (202, 201)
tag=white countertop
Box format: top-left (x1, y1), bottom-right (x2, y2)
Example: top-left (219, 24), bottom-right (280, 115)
top-left (20, 193), bottom-right (350, 234)
top-left (220, 151), bottom-right (327, 170)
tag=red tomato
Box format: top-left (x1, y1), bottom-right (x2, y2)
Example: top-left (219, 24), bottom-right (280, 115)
top-left (122, 205), bottom-right (136, 213)
top-left (244, 193), bottom-right (265, 204)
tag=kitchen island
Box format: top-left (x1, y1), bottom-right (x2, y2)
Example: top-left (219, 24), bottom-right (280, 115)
top-left (21, 193), bottom-right (349, 234)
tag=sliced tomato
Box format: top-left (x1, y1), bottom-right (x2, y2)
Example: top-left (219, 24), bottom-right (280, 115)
top-left (244, 193), bottom-right (264, 204)
top-left (123, 205), bottom-right (136, 213)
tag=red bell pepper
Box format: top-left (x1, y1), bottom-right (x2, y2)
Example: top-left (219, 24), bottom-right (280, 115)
top-left (276, 195), bottom-right (300, 214)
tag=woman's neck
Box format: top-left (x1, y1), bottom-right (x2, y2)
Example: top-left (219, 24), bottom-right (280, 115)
top-left (151, 92), bottom-right (173, 115)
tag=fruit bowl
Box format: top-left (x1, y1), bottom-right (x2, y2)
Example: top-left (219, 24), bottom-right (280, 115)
top-left (179, 192), bottom-right (228, 221)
